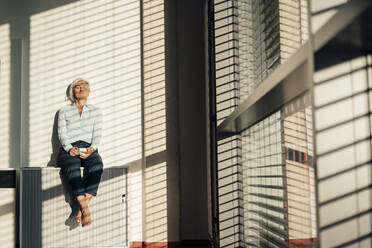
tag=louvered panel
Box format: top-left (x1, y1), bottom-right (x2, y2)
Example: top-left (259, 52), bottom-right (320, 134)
top-left (237, 0), bottom-right (281, 101)
top-left (21, 168), bottom-right (42, 248)
top-left (241, 111), bottom-right (286, 248)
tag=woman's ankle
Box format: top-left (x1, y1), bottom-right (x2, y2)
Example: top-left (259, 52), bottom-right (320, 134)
top-left (77, 195), bottom-right (88, 208)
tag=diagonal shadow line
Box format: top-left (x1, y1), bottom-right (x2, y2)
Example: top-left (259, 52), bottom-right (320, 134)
top-left (30, 46), bottom-right (140, 85)
top-left (218, 154), bottom-right (241, 165)
top-left (142, 8), bottom-right (164, 19)
top-left (36, 54), bottom-right (141, 86)
top-left (30, 2), bottom-right (140, 46)
top-left (312, 3), bottom-right (351, 17)
top-left (142, 2), bottom-right (163, 12)
top-left (242, 164), bottom-right (283, 171)
top-left (219, 197), bottom-right (242, 206)
top-left (217, 104), bottom-right (239, 115)
top-left (218, 171), bottom-right (241, 181)
top-left (31, 18), bottom-right (141, 64)
top-left (215, 20), bottom-right (238, 32)
top-left (219, 179), bottom-right (242, 189)
top-left (215, 38), bottom-right (238, 49)
top-left (143, 40), bottom-right (165, 53)
top-left (41, 167), bottom-right (127, 202)
top-left (29, 0), bottom-right (138, 21)
top-left (216, 79), bottom-right (238, 89)
top-left (286, 188), bottom-right (311, 200)
top-left (216, 71), bottom-right (239, 83)
top-left (143, 78), bottom-right (165, 90)
top-left (219, 206), bottom-right (242, 216)
top-left (219, 223), bottom-right (242, 233)
top-left (317, 135), bottom-right (372, 158)
top-left (247, 201), bottom-right (286, 214)
top-left (216, 65), bottom-right (238, 76)
top-left (319, 184), bottom-right (372, 207)
top-left (218, 163), bottom-right (241, 173)
top-left (248, 193), bottom-right (284, 202)
top-left (143, 51), bottom-right (165, 65)
top-left (244, 226), bottom-right (287, 248)
top-left (219, 214), bottom-right (243, 224)
top-left (287, 176), bottom-right (314, 187)
top-left (221, 241), bottom-right (243, 248)
top-left (250, 210), bottom-right (287, 226)
top-left (41, 149), bottom-right (166, 202)
top-left (330, 232), bottom-right (372, 248)
top-left (314, 90), bottom-right (371, 115)
top-left (318, 159), bottom-right (372, 183)
top-left (29, 72), bottom-right (142, 104)
top-left (314, 65), bottom-right (371, 86)
top-left (320, 209), bottom-right (372, 232)
top-left (217, 136), bottom-right (240, 146)
top-left (219, 230), bottom-right (243, 241)
top-left (247, 184), bottom-right (284, 190)
top-left (248, 218), bottom-right (288, 239)
top-left (217, 146), bottom-right (239, 155)
top-left (219, 188), bottom-right (240, 198)
top-left (215, 96), bottom-right (239, 106)
top-left (247, 175), bottom-right (283, 179)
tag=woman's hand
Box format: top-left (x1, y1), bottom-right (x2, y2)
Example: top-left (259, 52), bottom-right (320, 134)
top-left (79, 147), bottom-right (95, 159)
top-left (69, 147), bottom-right (80, 156)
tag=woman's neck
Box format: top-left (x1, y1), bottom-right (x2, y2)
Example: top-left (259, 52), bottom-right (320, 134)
top-left (75, 99), bottom-right (87, 109)
top-left (75, 100), bottom-right (87, 116)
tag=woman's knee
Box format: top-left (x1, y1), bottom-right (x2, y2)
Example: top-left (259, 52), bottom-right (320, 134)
top-left (57, 150), bottom-right (80, 167)
top-left (85, 152), bottom-right (103, 167)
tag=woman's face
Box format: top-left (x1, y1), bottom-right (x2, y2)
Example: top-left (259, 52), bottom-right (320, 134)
top-left (74, 80), bottom-right (90, 100)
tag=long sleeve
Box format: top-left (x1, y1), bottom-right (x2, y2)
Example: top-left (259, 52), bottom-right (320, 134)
top-left (91, 107), bottom-right (102, 150)
top-left (58, 110), bottom-right (72, 152)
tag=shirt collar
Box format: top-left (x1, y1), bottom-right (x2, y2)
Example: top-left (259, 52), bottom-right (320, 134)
top-left (73, 102), bottom-right (90, 109)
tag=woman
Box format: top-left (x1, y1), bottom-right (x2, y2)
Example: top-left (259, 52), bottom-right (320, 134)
top-left (57, 78), bottom-right (103, 227)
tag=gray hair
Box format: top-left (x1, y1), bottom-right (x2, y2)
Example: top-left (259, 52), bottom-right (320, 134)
top-left (66, 78), bottom-right (90, 104)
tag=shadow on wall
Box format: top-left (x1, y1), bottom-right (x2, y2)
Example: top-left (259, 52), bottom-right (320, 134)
top-left (47, 110), bottom-right (61, 167)
top-left (314, 55), bottom-right (372, 248)
top-left (59, 170), bottom-right (80, 230)
top-left (27, 0), bottom-right (142, 168)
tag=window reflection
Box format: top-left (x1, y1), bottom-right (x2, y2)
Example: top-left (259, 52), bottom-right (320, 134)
top-left (236, 0), bottom-right (308, 101)
top-left (241, 93), bottom-right (316, 247)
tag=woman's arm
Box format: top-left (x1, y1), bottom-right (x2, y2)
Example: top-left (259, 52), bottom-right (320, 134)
top-left (58, 110), bottom-right (73, 152)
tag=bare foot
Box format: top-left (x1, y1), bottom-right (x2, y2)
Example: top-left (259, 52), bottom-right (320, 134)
top-left (75, 210), bottom-right (82, 223)
top-left (81, 207), bottom-right (91, 227)
top-left (77, 195), bottom-right (91, 227)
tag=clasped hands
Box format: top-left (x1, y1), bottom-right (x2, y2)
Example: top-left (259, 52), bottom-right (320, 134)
top-left (68, 147), bottom-right (95, 159)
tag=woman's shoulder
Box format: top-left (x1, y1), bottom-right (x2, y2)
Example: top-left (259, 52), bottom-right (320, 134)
top-left (59, 104), bottom-right (74, 112)
top-left (87, 104), bottom-right (101, 111)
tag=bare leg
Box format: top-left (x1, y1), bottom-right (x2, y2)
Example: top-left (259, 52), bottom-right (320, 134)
top-left (77, 195), bottom-right (91, 227)
top-left (85, 193), bottom-right (93, 204)
top-left (76, 193), bottom-right (94, 225)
